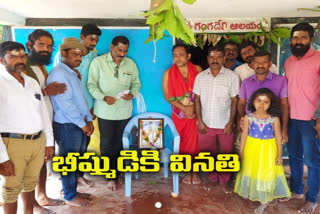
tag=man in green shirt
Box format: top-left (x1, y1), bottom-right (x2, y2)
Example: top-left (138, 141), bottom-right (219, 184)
top-left (88, 36), bottom-right (141, 191)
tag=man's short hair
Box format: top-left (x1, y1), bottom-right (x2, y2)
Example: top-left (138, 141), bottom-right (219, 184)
top-left (172, 44), bottom-right (191, 54)
top-left (0, 41), bottom-right (25, 57)
top-left (239, 40), bottom-right (258, 53)
top-left (26, 29), bottom-right (54, 52)
top-left (254, 50), bottom-right (271, 60)
top-left (111, 36), bottom-right (129, 46)
top-left (81, 24), bottom-right (102, 37)
top-left (291, 22), bottom-right (314, 39)
top-left (207, 46), bottom-right (224, 56)
top-left (223, 40), bottom-right (239, 49)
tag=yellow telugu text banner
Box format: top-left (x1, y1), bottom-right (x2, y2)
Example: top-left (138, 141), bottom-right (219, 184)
top-left (52, 151), bottom-right (240, 178)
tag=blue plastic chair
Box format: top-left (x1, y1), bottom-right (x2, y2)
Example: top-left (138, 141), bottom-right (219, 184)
top-left (122, 112), bottom-right (180, 197)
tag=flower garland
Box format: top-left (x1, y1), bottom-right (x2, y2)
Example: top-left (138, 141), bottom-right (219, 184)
top-left (140, 120), bottom-right (163, 146)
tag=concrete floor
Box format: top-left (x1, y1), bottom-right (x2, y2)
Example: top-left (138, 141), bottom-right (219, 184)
top-left (1, 166), bottom-right (319, 214)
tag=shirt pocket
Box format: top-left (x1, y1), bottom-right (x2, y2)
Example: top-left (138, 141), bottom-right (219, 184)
top-left (216, 84), bottom-right (229, 98)
top-left (120, 72), bottom-right (132, 87)
top-left (27, 91), bottom-right (42, 112)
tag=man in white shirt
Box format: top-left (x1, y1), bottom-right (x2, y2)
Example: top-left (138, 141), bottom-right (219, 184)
top-left (235, 41), bottom-right (278, 81)
top-left (194, 46), bottom-right (239, 194)
top-left (0, 41), bottom-right (54, 214)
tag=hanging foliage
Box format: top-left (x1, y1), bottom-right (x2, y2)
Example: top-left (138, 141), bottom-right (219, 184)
top-left (142, 0), bottom-right (197, 45)
top-left (259, 19), bottom-right (291, 47)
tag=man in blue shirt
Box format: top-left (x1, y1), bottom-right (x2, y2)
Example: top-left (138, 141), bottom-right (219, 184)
top-left (54, 24), bottom-right (101, 113)
top-left (75, 24), bottom-right (101, 114)
top-left (53, 24), bottom-right (101, 188)
top-left (47, 37), bottom-right (94, 207)
top-left (223, 41), bottom-right (242, 71)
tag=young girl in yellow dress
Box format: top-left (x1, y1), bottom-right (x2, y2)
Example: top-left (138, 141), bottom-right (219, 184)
top-left (234, 88), bottom-right (291, 214)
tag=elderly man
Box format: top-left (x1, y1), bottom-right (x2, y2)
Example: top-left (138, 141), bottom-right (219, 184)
top-left (88, 35), bottom-right (141, 191)
top-left (47, 37), bottom-right (94, 207)
top-left (0, 41), bottom-right (54, 214)
top-left (283, 22), bottom-right (320, 214)
top-left (194, 46), bottom-right (239, 194)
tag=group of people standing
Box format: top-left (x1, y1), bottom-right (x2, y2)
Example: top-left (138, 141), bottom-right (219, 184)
top-left (0, 21), bottom-right (318, 214)
top-left (0, 24), bottom-right (140, 213)
top-left (163, 22), bottom-right (320, 214)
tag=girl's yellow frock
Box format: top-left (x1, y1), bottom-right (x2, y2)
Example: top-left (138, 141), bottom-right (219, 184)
top-left (234, 113), bottom-right (291, 204)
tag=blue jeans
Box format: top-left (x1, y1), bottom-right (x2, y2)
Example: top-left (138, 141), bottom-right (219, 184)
top-left (53, 122), bottom-right (87, 201)
top-left (287, 119), bottom-right (320, 203)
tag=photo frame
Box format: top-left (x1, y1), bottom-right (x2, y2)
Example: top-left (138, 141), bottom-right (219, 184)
top-left (138, 118), bottom-right (164, 149)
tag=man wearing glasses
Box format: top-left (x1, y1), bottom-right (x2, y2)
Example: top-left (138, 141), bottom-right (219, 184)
top-left (88, 35), bottom-right (141, 191)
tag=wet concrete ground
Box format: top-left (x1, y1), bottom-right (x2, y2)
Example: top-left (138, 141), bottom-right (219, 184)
top-left (2, 166), bottom-right (319, 214)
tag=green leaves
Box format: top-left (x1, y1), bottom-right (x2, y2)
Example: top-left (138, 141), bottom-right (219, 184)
top-left (175, 6), bottom-right (196, 44)
top-left (272, 28), bottom-right (291, 38)
top-left (182, 0), bottom-right (196, 4)
top-left (142, 0), bottom-right (197, 46)
top-left (156, 22), bottom-right (166, 41)
top-left (141, 0), bottom-right (172, 17)
top-left (229, 35), bottom-right (242, 44)
top-left (146, 13), bottom-right (165, 25)
top-left (196, 35), bottom-right (203, 49)
top-left (257, 21), bottom-right (290, 46)
top-left (269, 28), bottom-right (290, 47)
top-left (271, 33), bottom-right (281, 45)
top-left (259, 22), bottom-right (266, 34)
top-left (165, 7), bottom-right (177, 36)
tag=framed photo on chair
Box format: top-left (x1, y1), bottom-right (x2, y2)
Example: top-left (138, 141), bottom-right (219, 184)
top-left (138, 118), bottom-right (164, 149)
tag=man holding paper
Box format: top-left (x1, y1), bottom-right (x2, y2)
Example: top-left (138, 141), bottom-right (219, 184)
top-left (87, 35), bottom-right (141, 191)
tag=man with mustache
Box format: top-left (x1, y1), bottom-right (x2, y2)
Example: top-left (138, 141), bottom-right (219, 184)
top-left (235, 41), bottom-right (277, 81)
top-left (25, 29), bottom-right (66, 213)
top-left (54, 24), bottom-right (102, 189)
top-left (26, 30), bottom-right (67, 120)
top-left (194, 46), bottom-right (239, 194)
top-left (74, 24), bottom-right (101, 188)
top-left (282, 22), bottom-right (320, 214)
top-left (223, 41), bottom-right (242, 71)
top-left (0, 41), bottom-right (54, 214)
top-left (238, 50), bottom-right (289, 145)
top-left (47, 38), bottom-right (94, 207)
top-left (88, 35), bottom-right (141, 191)
top-left (162, 44), bottom-right (202, 185)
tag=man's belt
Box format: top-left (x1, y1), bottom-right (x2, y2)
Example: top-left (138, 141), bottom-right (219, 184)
top-left (1, 131), bottom-right (42, 140)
